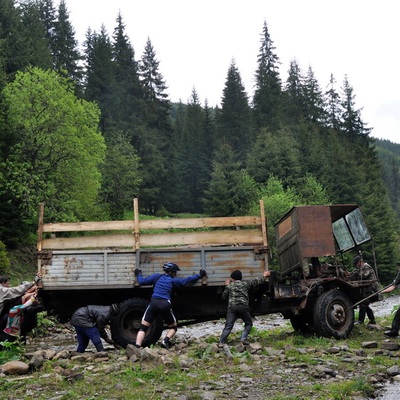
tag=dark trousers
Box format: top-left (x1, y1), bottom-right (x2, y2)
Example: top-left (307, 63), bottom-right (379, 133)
top-left (391, 307), bottom-right (400, 332)
top-left (219, 304), bottom-right (253, 344)
top-left (74, 325), bottom-right (104, 352)
top-left (358, 304), bottom-right (375, 323)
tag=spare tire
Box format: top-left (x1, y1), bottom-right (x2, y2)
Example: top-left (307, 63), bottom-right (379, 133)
top-left (110, 298), bottom-right (163, 348)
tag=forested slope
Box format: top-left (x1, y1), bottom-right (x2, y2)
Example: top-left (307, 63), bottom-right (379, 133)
top-left (0, 0), bottom-right (399, 281)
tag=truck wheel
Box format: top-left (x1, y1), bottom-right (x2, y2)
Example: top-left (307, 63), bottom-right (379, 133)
top-left (313, 289), bottom-right (354, 339)
top-left (110, 298), bottom-right (163, 348)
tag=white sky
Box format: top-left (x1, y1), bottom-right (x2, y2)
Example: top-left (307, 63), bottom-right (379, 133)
top-left (62, 0), bottom-right (400, 144)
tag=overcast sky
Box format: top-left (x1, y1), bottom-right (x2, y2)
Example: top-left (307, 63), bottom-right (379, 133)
top-left (62, 0), bottom-right (400, 144)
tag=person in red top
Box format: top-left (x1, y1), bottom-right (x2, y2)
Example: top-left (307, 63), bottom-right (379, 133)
top-left (0, 273), bottom-right (42, 339)
top-left (1, 290), bottom-right (39, 343)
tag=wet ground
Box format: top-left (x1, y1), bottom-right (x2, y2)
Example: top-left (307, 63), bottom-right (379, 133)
top-left (27, 295), bottom-right (400, 399)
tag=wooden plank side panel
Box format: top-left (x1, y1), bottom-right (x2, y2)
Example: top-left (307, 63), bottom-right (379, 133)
top-left (42, 234), bottom-right (135, 250)
top-left (41, 229), bottom-right (264, 250)
top-left (42, 220), bottom-right (135, 232)
top-left (41, 216), bottom-right (262, 233)
top-left (139, 229), bottom-right (264, 247)
top-left (139, 216), bottom-right (261, 230)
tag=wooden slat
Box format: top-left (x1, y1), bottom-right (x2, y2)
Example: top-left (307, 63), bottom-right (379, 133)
top-left (139, 216), bottom-right (261, 230)
top-left (139, 229), bottom-right (264, 247)
top-left (41, 229), bottom-right (264, 250)
top-left (41, 215), bottom-right (261, 233)
top-left (259, 199), bottom-right (268, 247)
top-left (134, 198), bottom-right (140, 249)
top-left (42, 234), bottom-right (135, 249)
top-left (37, 203), bottom-right (45, 252)
top-left (42, 220), bottom-right (134, 232)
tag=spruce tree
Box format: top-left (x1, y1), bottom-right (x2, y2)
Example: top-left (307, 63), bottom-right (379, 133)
top-left (303, 66), bottom-right (326, 124)
top-left (52, 0), bottom-right (82, 87)
top-left (339, 75), bottom-right (371, 143)
top-left (253, 20), bottom-right (282, 131)
top-left (180, 89), bottom-right (205, 212)
top-left (138, 37), bottom-right (174, 212)
top-left (111, 12), bottom-right (143, 131)
top-left (203, 142), bottom-right (257, 216)
top-left (325, 73), bottom-right (341, 131)
top-left (216, 59), bottom-right (253, 163)
top-left (139, 37), bottom-right (170, 130)
top-left (37, 0), bottom-right (56, 56)
top-left (247, 128), bottom-right (301, 187)
top-left (283, 59), bottom-right (305, 125)
top-left (83, 26), bottom-right (116, 132)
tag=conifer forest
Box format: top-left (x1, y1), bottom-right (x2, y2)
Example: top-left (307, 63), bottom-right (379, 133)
top-left (1, 0), bottom-right (400, 282)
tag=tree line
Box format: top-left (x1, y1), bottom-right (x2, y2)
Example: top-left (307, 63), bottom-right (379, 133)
top-left (0, 0), bottom-right (399, 282)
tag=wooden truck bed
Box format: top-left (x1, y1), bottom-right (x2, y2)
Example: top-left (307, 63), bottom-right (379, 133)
top-left (37, 199), bottom-right (269, 290)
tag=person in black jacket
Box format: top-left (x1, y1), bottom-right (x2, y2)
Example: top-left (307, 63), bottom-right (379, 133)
top-left (70, 304), bottom-right (120, 352)
top-left (382, 269), bottom-right (400, 337)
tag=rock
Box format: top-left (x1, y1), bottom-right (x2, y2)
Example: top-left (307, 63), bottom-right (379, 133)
top-left (222, 344), bottom-right (233, 359)
top-left (64, 371), bottom-right (84, 382)
top-left (387, 365), bottom-right (400, 376)
top-left (361, 341), bottom-right (378, 349)
top-left (200, 392), bottom-right (216, 400)
top-left (314, 365), bottom-right (336, 377)
top-left (53, 350), bottom-right (70, 360)
top-left (70, 353), bottom-right (93, 362)
top-left (93, 351), bottom-right (109, 359)
top-left (381, 342), bottom-right (399, 351)
top-left (0, 360), bottom-right (30, 375)
top-left (327, 346), bottom-right (341, 353)
top-left (248, 342), bottom-right (263, 351)
top-left (126, 344), bottom-right (141, 359)
top-left (28, 350), bottom-right (46, 370)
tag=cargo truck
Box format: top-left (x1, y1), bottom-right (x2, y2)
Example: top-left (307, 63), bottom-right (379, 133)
top-left (36, 199), bottom-right (379, 347)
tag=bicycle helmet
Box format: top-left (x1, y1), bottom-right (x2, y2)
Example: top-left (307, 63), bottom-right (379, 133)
top-left (163, 262), bottom-right (180, 273)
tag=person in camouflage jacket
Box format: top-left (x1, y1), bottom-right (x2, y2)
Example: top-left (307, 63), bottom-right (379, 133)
top-left (349, 256), bottom-right (378, 325)
top-left (218, 269), bottom-right (270, 346)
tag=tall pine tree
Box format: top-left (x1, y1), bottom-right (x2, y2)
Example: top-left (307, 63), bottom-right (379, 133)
top-left (253, 20), bottom-right (282, 131)
top-left (216, 59), bottom-right (253, 163)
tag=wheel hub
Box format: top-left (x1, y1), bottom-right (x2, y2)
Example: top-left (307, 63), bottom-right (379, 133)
top-left (329, 303), bottom-right (346, 326)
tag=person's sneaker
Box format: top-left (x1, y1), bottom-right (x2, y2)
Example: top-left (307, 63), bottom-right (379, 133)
top-left (161, 338), bottom-right (172, 349)
top-left (217, 342), bottom-right (225, 348)
top-left (384, 330), bottom-right (399, 337)
top-left (241, 340), bottom-right (250, 346)
top-left (354, 321), bottom-right (363, 326)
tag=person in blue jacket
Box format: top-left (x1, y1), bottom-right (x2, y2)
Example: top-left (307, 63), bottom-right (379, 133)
top-left (134, 262), bottom-right (206, 349)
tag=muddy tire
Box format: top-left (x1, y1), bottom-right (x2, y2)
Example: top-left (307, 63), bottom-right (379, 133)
top-left (110, 298), bottom-right (163, 348)
top-left (313, 289), bottom-right (354, 339)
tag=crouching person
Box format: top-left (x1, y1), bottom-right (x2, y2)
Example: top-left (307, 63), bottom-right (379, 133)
top-left (70, 304), bottom-right (120, 352)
